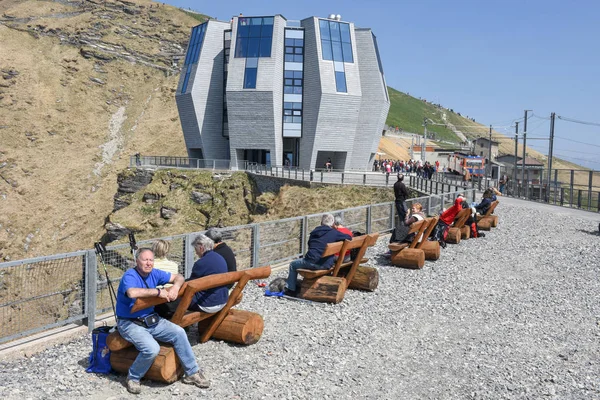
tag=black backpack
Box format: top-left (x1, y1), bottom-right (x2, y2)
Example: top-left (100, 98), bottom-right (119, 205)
top-left (350, 231), bottom-right (365, 260)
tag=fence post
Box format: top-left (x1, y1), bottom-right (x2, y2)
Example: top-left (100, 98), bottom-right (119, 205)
top-left (427, 196), bottom-right (432, 215)
top-left (597, 192), bottom-right (600, 213)
top-left (341, 172), bottom-right (345, 185)
top-left (184, 233), bottom-right (195, 279)
top-left (301, 216), bottom-right (308, 256)
top-left (252, 224), bottom-right (260, 269)
top-left (363, 173), bottom-right (366, 185)
top-left (569, 170), bottom-right (574, 208)
top-left (84, 250), bottom-right (97, 333)
top-left (588, 171), bottom-right (593, 211)
top-left (385, 174), bottom-right (389, 187)
top-left (367, 205), bottom-right (372, 234)
top-left (320, 171), bottom-right (324, 183)
top-left (560, 187), bottom-right (564, 206)
top-left (389, 202), bottom-right (395, 231)
top-left (577, 190), bottom-right (582, 208)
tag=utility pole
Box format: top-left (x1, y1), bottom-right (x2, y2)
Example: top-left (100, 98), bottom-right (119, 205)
top-left (547, 112), bottom-right (556, 194)
top-left (522, 110), bottom-right (531, 194)
top-left (486, 124), bottom-right (492, 188)
top-left (514, 121), bottom-right (519, 193)
top-left (422, 118), bottom-right (427, 163)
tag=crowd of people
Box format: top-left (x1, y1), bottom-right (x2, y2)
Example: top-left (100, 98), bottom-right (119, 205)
top-left (373, 158), bottom-right (441, 180)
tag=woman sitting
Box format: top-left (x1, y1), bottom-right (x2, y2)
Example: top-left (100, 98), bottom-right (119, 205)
top-left (389, 202), bottom-right (426, 244)
top-left (152, 239), bottom-right (179, 288)
top-left (473, 189), bottom-right (494, 216)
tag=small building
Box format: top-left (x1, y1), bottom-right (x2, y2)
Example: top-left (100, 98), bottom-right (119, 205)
top-left (473, 137), bottom-right (500, 161)
top-left (496, 154), bottom-right (545, 183)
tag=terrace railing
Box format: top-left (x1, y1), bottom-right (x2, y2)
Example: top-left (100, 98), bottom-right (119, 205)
top-left (0, 188), bottom-right (475, 345)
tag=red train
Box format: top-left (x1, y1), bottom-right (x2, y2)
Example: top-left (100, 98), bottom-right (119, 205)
top-left (448, 153), bottom-right (486, 177)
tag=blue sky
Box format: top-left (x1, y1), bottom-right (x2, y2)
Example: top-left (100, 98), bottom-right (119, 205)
top-left (164, 0), bottom-right (600, 169)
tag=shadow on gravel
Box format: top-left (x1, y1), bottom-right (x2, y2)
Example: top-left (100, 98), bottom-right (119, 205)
top-left (576, 228), bottom-right (600, 236)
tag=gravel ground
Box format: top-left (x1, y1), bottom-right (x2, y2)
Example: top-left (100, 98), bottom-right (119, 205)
top-left (1, 198), bottom-right (599, 399)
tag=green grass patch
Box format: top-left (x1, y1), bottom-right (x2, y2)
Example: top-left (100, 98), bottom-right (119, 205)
top-left (180, 10), bottom-right (209, 23)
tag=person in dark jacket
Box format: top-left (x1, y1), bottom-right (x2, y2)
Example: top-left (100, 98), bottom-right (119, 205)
top-left (189, 234), bottom-right (228, 313)
top-left (394, 174), bottom-right (409, 223)
top-left (284, 213), bottom-right (351, 296)
top-left (205, 228), bottom-right (237, 289)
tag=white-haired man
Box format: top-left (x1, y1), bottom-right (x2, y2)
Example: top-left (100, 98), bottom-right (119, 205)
top-left (284, 213), bottom-right (351, 297)
top-left (115, 248), bottom-right (209, 394)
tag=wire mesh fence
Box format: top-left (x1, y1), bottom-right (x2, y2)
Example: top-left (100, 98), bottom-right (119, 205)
top-left (0, 252), bottom-right (87, 343)
top-left (0, 188), bottom-right (474, 344)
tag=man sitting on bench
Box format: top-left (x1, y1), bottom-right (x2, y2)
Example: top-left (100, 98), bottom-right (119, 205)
top-left (189, 234), bottom-right (228, 313)
top-left (284, 213), bottom-right (351, 297)
top-left (115, 248), bottom-right (209, 394)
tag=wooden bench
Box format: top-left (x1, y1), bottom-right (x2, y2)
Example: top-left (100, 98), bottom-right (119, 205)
top-left (415, 216), bottom-right (441, 261)
top-left (476, 200), bottom-right (499, 230)
top-left (107, 266), bottom-right (271, 383)
top-left (446, 208), bottom-right (472, 244)
top-left (295, 233), bottom-right (380, 303)
top-left (388, 216), bottom-right (439, 268)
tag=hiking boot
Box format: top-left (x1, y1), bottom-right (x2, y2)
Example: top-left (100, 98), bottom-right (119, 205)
top-left (283, 288), bottom-right (298, 297)
top-left (439, 240), bottom-right (447, 249)
top-left (478, 232), bottom-right (485, 238)
top-left (126, 378), bottom-right (142, 394)
top-left (182, 371), bottom-right (210, 388)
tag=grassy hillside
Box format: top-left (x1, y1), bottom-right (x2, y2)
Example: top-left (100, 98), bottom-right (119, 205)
top-left (386, 87), bottom-right (461, 142)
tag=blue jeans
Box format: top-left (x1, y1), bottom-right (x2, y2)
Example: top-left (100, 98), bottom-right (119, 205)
top-left (286, 258), bottom-right (325, 291)
top-left (117, 318), bottom-right (199, 382)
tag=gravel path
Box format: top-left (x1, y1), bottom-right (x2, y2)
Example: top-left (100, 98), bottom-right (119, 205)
top-left (1, 199), bottom-right (599, 399)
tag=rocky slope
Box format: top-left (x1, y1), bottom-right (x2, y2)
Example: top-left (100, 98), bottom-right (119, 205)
top-left (0, 0), bottom-right (204, 261)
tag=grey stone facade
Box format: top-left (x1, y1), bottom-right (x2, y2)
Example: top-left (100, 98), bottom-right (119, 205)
top-left (176, 15), bottom-right (390, 171)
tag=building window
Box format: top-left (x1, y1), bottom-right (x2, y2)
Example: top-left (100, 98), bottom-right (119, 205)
top-left (285, 38), bottom-right (304, 63)
top-left (319, 19), bottom-right (353, 63)
top-left (243, 58), bottom-right (258, 89)
top-left (181, 22), bottom-right (208, 93)
top-left (335, 71), bottom-right (347, 92)
top-left (284, 70), bottom-right (303, 94)
top-left (235, 17), bottom-right (274, 58)
top-left (333, 61), bottom-right (347, 93)
top-left (284, 102), bottom-right (302, 123)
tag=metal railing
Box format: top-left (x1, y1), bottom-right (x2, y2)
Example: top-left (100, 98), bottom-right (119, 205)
top-left (503, 169), bottom-right (600, 212)
top-left (0, 188), bottom-right (474, 345)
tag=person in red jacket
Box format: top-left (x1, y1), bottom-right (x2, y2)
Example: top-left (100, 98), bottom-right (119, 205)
top-left (333, 215), bottom-right (353, 262)
top-left (431, 194), bottom-right (466, 248)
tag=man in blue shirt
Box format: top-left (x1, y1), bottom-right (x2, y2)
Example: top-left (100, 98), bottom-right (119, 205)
top-left (116, 248), bottom-right (209, 394)
top-left (284, 213), bottom-right (352, 296)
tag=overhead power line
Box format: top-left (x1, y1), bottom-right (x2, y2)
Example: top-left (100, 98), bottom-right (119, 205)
top-left (557, 115), bottom-right (600, 127)
top-left (554, 136), bottom-right (600, 148)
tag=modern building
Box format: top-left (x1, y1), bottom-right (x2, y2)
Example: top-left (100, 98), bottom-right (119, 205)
top-left (175, 14), bottom-right (390, 170)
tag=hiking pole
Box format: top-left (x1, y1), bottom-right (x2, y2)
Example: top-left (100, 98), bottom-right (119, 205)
top-left (128, 232), bottom-right (138, 263)
top-left (94, 242), bottom-right (118, 320)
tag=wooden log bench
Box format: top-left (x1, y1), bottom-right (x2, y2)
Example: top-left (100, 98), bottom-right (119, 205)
top-left (446, 208), bottom-right (472, 244)
top-left (416, 216), bottom-right (441, 261)
top-left (295, 233), bottom-right (380, 303)
top-left (388, 217), bottom-right (440, 269)
top-left (107, 266), bottom-right (271, 383)
top-left (476, 200), bottom-right (499, 231)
